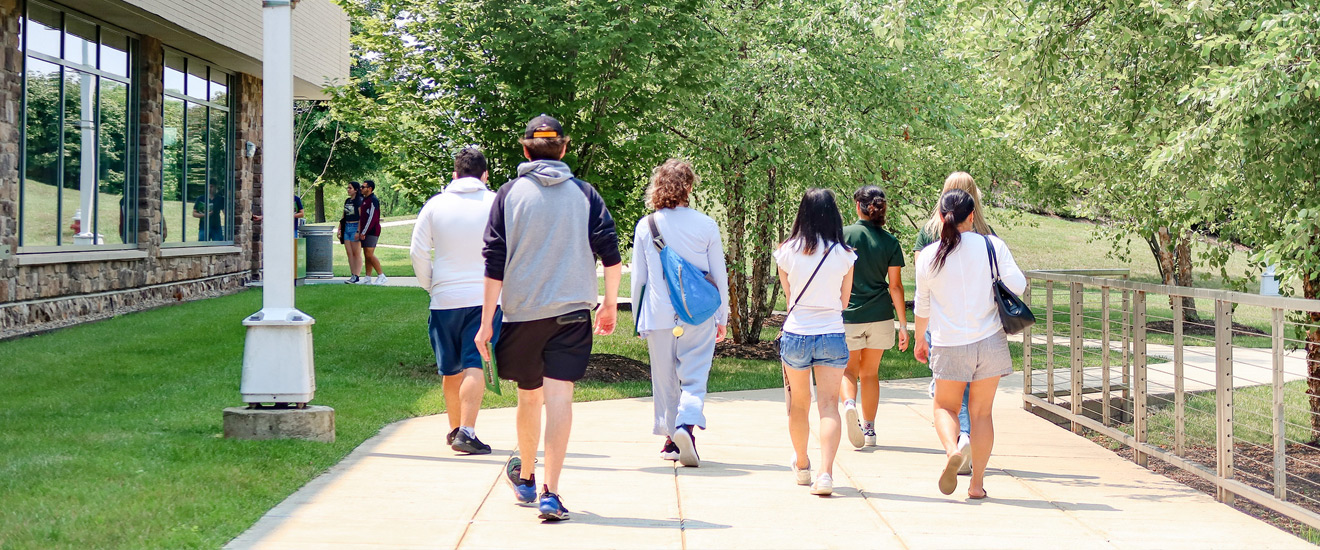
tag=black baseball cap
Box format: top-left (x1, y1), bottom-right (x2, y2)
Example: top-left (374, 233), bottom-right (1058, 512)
top-left (524, 115), bottom-right (564, 139)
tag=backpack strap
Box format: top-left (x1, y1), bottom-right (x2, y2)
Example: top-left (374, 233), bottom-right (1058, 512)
top-left (647, 214), bottom-right (666, 251)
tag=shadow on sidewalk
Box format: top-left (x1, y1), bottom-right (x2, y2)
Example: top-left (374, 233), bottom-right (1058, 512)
top-left (568, 510), bottom-right (731, 530)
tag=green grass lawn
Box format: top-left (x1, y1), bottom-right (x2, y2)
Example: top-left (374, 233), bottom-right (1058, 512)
top-left (0, 285), bottom-right (800, 549)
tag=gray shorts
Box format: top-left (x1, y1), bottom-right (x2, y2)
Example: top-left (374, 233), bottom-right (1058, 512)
top-left (361, 234), bottom-right (379, 248)
top-left (930, 331), bottom-right (1012, 382)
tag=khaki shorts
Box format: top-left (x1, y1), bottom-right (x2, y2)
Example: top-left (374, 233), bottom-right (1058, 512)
top-left (844, 320), bottom-right (896, 351)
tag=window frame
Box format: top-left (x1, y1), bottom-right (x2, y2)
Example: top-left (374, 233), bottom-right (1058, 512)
top-left (16, 0), bottom-right (139, 253)
top-left (160, 48), bottom-right (235, 248)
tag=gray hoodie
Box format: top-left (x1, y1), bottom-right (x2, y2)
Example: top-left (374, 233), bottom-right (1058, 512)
top-left (483, 160), bottom-right (621, 322)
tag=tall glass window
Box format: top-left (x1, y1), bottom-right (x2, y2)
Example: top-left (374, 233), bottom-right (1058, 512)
top-left (18, 1), bottom-right (137, 248)
top-left (162, 52), bottom-right (232, 244)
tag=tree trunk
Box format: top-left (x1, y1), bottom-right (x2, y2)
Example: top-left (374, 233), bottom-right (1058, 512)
top-left (1174, 231), bottom-right (1199, 319)
top-left (742, 166), bottom-right (779, 344)
top-left (724, 164), bottom-right (751, 343)
top-left (314, 184), bottom-right (326, 223)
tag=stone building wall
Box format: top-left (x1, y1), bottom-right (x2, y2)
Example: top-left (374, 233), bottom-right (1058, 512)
top-left (0, 19), bottom-right (265, 339)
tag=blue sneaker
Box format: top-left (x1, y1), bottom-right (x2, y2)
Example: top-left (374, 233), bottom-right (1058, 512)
top-left (538, 486), bottom-right (569, 521)
top-left (505, 456), bottom-right (536, 504)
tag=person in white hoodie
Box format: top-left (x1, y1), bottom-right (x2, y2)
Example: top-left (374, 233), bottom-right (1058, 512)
top-left (410, 146), bottom-right (502, 455)
top-left (914, 186), bottom-right (1026, 500)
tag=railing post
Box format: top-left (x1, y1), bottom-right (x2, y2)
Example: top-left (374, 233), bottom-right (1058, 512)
top-left (1101, 286), bottom-right (1112, 426)
top-left (1070, 282), bottom-right (1084, 433)
top-left (1047, 282), bottom-right (1056, 404)
top-left (1215, 299), bottom-right (1235, 505)
top-left (1023, 283), bottom-right (1033, 410)
top-left (1175, 297), bottom-right (1185, 457)
top-left (1134, 291), bottom-right (1148, 467)
top-left (1272, 308), bottom-right (1286, 501)
top-left (1122, 289), bottom-right (1132, 412)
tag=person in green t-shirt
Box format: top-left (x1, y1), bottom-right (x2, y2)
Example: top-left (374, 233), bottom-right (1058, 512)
top-left (841, 185), bottom-right (909, 448)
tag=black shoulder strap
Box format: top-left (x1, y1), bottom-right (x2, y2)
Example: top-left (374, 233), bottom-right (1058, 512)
top-left (787, 244), bottom-right (833, 316)
top-left (984, 235), bottom-right (1002, 282)
top-left (647, 214), bottom-right (666, 251)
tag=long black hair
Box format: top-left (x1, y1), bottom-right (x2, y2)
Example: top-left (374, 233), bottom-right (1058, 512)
top-left (932, 189), bottom-right (976, 272)
top-left (347, 181), bottom-right (362, 197)
top-left (852, 185), bottom-right (887, 225)
top-left (787, 188), bottom-right (847, 255)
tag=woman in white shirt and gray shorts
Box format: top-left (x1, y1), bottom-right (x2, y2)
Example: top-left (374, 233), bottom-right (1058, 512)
top-left (914, 188), bottom-right (1026, 500)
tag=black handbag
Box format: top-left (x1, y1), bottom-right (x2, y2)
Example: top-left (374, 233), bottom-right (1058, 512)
top-left (985, 237), bottom-right (1035, 335)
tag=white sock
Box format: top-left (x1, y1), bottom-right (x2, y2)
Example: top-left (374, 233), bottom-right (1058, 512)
top-left (863, 420), bottom-right (874, 430)
top-left (460, 426), bottom-right (476, 439)
top-left (958, 432), bottom-right (970, 448)
top-left (844, 399), bottom-right (856, 408)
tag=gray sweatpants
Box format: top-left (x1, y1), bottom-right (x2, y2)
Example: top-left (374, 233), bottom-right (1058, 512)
top-left (646, 319), bottom-right (717, 437)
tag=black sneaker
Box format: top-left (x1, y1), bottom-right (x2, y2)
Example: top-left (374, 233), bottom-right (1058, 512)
top-left (673, 425), bottom-right (699, 467)
top-left (345, 275), bottom-right (359, 284)
top-left (452, 430), bottom-right (491, 455)
top-left (505, 456), bottom-right (537, 504)
top-left (446, 427), bottom-right (460, 446)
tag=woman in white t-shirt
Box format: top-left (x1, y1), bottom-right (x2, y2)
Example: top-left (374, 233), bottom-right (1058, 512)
top-left (773, 188), bottom-right (858, 496)
top-left (914, 188), bottom-right (1026, 500)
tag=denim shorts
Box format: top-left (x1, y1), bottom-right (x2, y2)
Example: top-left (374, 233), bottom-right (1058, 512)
top-left (344, 222), bottom-right (359, 239)
top-left (779, 331), bottom-right (849, 370)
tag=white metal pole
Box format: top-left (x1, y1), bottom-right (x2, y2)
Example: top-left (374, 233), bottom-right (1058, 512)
top-left (239, 0), bottom-right (316, 405)
top-left (262, 0), bottom-right (295, 312)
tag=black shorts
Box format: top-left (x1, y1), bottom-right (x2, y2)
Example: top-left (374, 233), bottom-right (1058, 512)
top-left (495, 310), bottom-right (593, 390)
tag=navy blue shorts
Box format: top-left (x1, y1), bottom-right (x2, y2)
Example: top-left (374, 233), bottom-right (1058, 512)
top-left (779, 331), bottom-right (849, 370)
top-left (429, 306), bottom-right (502, 376)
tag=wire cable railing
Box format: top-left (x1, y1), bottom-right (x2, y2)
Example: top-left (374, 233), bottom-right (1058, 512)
top-left (1023, 269), bottom-right (1320, 529)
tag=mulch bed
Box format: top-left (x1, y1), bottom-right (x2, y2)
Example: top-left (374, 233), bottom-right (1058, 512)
top-left (1084, 430), bottom-right (1320, 540)
top-left (712, 314), bottom-right (785, 361)
top-left (1146, 319), bottom-right (1268, 337)
top-left (582, 353), bottom-right (652, 383)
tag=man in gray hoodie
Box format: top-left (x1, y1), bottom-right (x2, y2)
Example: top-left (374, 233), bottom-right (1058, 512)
top-left (476, 115), bottom-right (622, 521)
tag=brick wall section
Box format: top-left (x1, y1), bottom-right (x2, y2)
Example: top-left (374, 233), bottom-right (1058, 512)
top-left (0, 24), bottom-right (267, 338)
top-left (0, 0), bottom-right (19, 305)
top-left (235, 74), bottom-right (263, 275)
top-left (136, 35), bottom-right (164, 251)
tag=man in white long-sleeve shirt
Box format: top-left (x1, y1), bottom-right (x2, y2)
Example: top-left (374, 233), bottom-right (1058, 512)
top-left (410, 146), bottom-right (502, 455)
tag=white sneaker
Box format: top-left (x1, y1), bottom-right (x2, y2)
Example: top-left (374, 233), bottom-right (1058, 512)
top-left (375, 274), bottom-right (388, 285)
top-left (810, 473), bottom-right (834, 496)
top-left (357, 276), bottom-right (373, 285)
top-left (863, 424), bottom-right (877, 447)
top-left (844, 401), bottom-right (864, 449)
top-left (791, 456), bottom-right (812, 486)
top-left (957, 433), bottom-right (973, 475)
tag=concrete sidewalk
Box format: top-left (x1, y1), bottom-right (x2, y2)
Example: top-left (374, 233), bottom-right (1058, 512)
top-left (226, 376), bottom-right (1310, 549)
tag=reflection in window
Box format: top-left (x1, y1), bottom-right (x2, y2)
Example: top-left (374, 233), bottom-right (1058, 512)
top-left (18, 2), bottom-right (134, 247)
top-left (163, 52), bottom-right (232, 244)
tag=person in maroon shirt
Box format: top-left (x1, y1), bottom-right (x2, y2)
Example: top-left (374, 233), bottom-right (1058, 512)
top-left (357, 180), bottom-right (387, 285)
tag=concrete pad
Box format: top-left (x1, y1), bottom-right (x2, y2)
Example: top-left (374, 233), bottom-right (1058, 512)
top-left (225, 381), bottom-right (1315, 549)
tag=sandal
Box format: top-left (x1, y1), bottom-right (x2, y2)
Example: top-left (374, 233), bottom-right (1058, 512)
top-left (968, 489), bottom-right (988, 500)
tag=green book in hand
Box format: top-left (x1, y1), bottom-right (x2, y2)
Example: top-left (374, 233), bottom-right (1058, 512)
top-left (483, 343), bottom-right (501, 395)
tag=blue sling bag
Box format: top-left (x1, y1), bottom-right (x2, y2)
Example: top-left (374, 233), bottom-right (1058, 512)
top-left (647, 214), bottom-right (721, 325)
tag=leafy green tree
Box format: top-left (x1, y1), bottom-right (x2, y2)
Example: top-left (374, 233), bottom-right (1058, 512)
top-left (294, 100), bottom-right (380, 222)
top-left (332, 0), bottom-right (718, 229)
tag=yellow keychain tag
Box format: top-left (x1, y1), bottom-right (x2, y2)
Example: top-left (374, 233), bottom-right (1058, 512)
top-left (672, 326), bottom-right (685, 337)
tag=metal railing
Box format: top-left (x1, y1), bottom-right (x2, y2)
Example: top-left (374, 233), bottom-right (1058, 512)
top-left (1023, 269), bottom-right (1320, 529)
